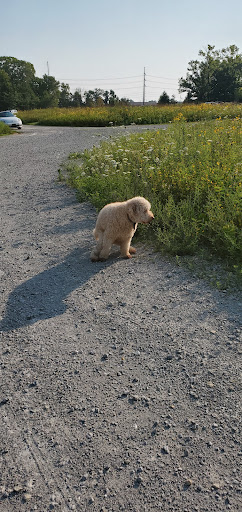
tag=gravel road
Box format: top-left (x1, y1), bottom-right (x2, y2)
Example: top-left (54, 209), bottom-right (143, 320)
top-left (0, 125), bottom-right (241, 512)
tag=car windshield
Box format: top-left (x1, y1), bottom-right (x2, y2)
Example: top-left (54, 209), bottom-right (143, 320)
top-left (0, 112), bottom-right (14, 117)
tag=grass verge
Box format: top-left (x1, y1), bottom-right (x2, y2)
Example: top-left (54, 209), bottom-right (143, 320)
top-left (0, 122), bottom-right (12, 136)
top-left (60, 117), bottom-right (242, 288)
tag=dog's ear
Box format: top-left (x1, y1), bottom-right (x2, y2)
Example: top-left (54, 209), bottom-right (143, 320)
top-left (132, 204), bottom-right (137, 213)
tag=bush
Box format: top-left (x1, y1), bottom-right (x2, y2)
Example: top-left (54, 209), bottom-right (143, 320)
top-left (0, 121), bottom-right (12, 136)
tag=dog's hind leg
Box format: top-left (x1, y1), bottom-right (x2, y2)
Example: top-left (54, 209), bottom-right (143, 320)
top-left (98, 235), bottom-right (113, 261)
top-left (91, 232), bottom-right (104, 261)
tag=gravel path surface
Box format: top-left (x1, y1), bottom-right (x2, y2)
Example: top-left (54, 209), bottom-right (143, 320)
top-left (0, 125), bottom-right (241, 512)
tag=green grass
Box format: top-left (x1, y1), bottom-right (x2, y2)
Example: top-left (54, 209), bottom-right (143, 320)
top-left (61, 117), bottom-right (242, 277)
top-left (18, 103), bottom-right (242, 127)
top-left (0, 121), bottom-right (12, 136)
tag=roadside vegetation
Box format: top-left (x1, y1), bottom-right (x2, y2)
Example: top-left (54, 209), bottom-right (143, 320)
top-left (0, 121), bottom-right (12, 135)
top-left (61, 116), bottom-right (242, 285)
top-left (18, 102), bottom-right (242, 127)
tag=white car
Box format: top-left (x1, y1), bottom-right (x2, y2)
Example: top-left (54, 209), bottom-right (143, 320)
top-left (0, 111), bottom-right (22, 129)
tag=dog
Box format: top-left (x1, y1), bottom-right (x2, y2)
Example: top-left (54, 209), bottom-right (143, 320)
top-left (90, 196), bottom-right (154, 261)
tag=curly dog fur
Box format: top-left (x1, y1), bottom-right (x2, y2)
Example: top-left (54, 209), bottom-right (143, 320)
top-left (91, 196), bottom-right (154, 261)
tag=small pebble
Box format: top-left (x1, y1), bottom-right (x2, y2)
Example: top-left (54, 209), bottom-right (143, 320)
top-left (23, 493), bottom-right (32, 501)
top-left (161, 445), bottom-right (170, 454)
top-left (207, 381), bottom-right (214, 388)
top-left (184, 479), bottom-right (193, 487)
top-left (13, 485), bottom-right (23, 492)
top-left (212, 482), bottom-right (222, 490)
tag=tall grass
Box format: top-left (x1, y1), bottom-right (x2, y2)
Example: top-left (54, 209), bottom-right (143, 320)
top-left (0, 121), bottom-right (12, 135)
top-left (18, 103), bottom-right (242, 127)
top-left (62, 117), bottom-right (242, 267)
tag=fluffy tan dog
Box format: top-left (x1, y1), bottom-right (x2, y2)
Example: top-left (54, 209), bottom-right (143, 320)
top-left (91, 196), bottom-right (154, 261)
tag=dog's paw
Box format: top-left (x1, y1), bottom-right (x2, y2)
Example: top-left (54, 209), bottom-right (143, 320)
top-left (129, 246), bottom-right (136, 254)
top-left (91, 253), bottom-right (99, 262)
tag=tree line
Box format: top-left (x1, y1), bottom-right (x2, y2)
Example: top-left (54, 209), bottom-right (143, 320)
top-left (0, 57), bottom-right (131, 110)
top-left (0, 45), bottom-right (241, 110)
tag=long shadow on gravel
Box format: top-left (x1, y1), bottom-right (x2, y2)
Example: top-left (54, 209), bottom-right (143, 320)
top-left (0, 248), bottom-right (111, 332)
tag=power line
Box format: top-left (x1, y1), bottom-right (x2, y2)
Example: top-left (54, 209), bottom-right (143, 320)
top-left (146, 80), bottom-right (179, 86)
top-left (56, 74), bottom-right (143, 81)
top-left (55, 70), bottom-right (180, 102)
top-left (148, 86), bottom-right (179, 90)
top-left (148, 74), bottom-right (178, 81)
top-left (56, 73), bottom-right (178, 82)
top-left (64, 81), bottom-right (143, 86)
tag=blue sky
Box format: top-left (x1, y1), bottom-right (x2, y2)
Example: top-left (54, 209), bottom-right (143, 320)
top-left (1, 0), bottom-right (242, 102)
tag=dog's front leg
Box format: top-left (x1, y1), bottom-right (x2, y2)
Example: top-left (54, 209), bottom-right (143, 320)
top-left (120, 239), bottom-right (133, 258)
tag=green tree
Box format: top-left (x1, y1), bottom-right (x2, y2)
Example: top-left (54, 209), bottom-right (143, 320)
top-left (84, 90), bottom-right (95, 107)
top-left (59, 83), bottom-right (72, 107)
top-left (170, 94), bottom-right (177, 104)
top-left (179, 44), bottom-right (242, 102)
top-left (109, 89), bottom-right (118, 106)
top-left (119, 97), bottom-right (131, 105)
top-left (72, 89), bottom-right (83, 107)
top-left (93, 88), bottom-right (105, 105)
top-left (158, 91), bottom-right (170, 104)
top-left (84, 89), bottom-right (104, 106)
top-left (0, 56), bottom-right (35, 87)
top-left (0, 69), bottom-right (15, 110)
top-left (33, 75), bottom-right (60, 108)
top-left (0, 56), bottom-right (38, 109)
top-left (104, 89), bottom-right (119, 105)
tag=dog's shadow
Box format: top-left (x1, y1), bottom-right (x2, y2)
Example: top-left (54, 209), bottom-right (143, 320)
top-left (0, 248), bottom-right (113, 332)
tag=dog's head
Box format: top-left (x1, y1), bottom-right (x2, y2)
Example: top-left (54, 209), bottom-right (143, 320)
top-left (127, 197), bottom-right (154, 224)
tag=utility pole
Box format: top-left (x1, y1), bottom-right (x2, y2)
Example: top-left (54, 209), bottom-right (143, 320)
top-left (143, 67), bottom-right (146, 105)
top-left (47, 61), bottom-right (49, 76)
